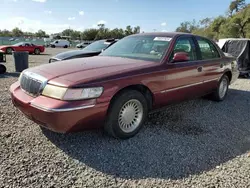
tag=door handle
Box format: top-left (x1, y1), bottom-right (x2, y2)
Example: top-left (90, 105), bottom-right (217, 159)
top-left (220, 63), bottom-right (224, 68)
top-left (197, 66), bottom-right (203, 72)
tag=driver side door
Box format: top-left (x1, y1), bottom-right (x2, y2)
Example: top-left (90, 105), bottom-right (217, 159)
top-left (19, 43), bottom-right (31, 52)
top-left (24, 43), bottom-right (34, 53)
top-left (158, 36), bottom-right (205, 106)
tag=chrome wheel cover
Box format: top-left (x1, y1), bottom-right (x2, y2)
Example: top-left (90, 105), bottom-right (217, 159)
top-left (7, 48), bottom-right (12, 54)
top-left (219, 78), bottom-right (228, 98)
top-left (118, 99), bottom-right (143, 133)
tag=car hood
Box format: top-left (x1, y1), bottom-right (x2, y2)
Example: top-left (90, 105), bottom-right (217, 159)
top-left (28, 56), bottom-right (156, 87)
top-left (0, 46), bottom-right (8, 49)
top-left (52, 49), bottom-right (99, 60)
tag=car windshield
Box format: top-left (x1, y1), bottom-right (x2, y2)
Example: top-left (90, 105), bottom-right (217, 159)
top-left (82, 40), bottom-right (110, 52)
top-left (13, 42), bottom-right (24, 46)
top-left (99, 35), bottom-right (172, 62)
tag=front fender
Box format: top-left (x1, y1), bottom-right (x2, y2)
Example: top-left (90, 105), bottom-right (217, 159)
top-left (96, 81), bottom-right (153, 105)
top-left (223, 60), bottom-right (239, 84)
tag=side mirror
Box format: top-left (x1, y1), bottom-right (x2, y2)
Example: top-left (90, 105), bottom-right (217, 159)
top-left (172, 52), bottom-right (189, 63)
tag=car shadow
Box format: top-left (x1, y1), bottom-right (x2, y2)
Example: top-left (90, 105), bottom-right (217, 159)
top-left (0, 72), bottom-right (20, 78)
top-left (42, 88), bottom-right (250, 180)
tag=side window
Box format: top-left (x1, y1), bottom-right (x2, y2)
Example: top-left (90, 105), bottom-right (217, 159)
top-left (197, 38), bottom-right (220, 60)
top-left (55, 41), bottom-right (58, 44)
top-left (171, 37), bottom-right (197, 61)
top-left (25, 43), bottom-right (30, 46)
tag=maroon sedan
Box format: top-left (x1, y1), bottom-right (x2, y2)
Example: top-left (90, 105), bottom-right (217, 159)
top-left (10, 32), bottom-right (239, 139)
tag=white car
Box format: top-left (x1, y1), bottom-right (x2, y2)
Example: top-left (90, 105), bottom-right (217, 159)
top-left (76, 42), bottom-right (92, 48)
top-left (50, 40), bottom-right (70, 48)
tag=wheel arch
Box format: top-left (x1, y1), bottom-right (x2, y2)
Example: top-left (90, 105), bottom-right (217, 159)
top-left (6, 47), bottom-right (14, 53)
top-left (108, 84), bottom-right (154, 112)
top-left (223, 69), bottom-right (232, 83)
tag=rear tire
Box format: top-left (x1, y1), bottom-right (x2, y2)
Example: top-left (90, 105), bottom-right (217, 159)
top-left (64, 45), bottom-right (68, 48)
top-left (210, 75), bottom-right (229, 102)
top-left (34, 48), bottom-right (40, 55)
top-left (104, 90), bottom-right (148, 139)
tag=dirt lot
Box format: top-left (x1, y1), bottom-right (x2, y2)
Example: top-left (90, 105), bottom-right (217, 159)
top-left (1, 48), bottom-right (250, 188)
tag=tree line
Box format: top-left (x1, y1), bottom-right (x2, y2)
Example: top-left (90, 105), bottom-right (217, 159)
top-left (175, 0), bottom-right (250, 40)
top-left (0, 25), bottom-right (140, 41)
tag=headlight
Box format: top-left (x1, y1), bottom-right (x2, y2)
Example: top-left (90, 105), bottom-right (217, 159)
top-left (42, 84), bottom-right (67, 99)
top-left (42, 84), bottom-right (103, 100)
top-left (63, 87), bottom-right (103, 100)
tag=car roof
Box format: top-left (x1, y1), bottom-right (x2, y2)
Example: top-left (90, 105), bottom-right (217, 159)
top-left (130, 32), bottom-right (195, 37)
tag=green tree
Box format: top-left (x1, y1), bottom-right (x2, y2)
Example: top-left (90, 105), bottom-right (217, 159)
top-left (218, 20), bottom-right (240, 38)
top-left (125, 25), bottom-right (133, 35)
top-left (71, 30), bottom-right (81, 40)
top-left (199, 18), bottom-right (213, 28)
top-left (81, 29), bottom-right (99, 40)
top-left (211, 16), bottom-right (227, 39)
top-left (230, 5), bottom-right (250, 37)
top-left (35, 29), bottom-right (47, 38)
top-left (229, 0), bottom-right (246, 15)
top-left (176, 20), bottom-right (199, 33)
top-left (133, 26), bottom-right (141, 34)
top-left (109, 28), bottom-right (124, 39)
top-left (97, 24), bottom-right (105, 30)
top-left (0, 30), bottom-right (11, 37)
top-left (11, 27), bottom-right (23, 37)
top-left (61, 29), bottom-right (74, 37)
top-left (95, 28), bottom-right (111, 40)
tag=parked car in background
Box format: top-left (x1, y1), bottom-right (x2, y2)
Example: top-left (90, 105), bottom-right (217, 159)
top-left (0, 42), bottom-right (45, 55)
top-left (50, 40), bottom-right (70, 48)
top-left (76, 41), bottom-right (92, 48)
top-left (49, 38), bottom-right (118, 63)
top-left (219, 38), bottom-right (250, 78)
top-left (10, 32), bottom-right (239, 139)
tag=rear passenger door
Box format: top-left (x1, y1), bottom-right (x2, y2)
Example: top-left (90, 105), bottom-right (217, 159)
top-left (195, 37), bottom-right (223, 94)
top-left (159, 36), bottom-right (205, 106)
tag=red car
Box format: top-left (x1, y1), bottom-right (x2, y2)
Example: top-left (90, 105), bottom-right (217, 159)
top-left (10, 32), bottom-right (239, 139)
top-left (0, 42), bottom-right (45, 55)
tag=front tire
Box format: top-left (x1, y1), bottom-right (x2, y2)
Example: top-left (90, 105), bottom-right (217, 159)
top-left (210, 75), bottom-right (229, 101)
top-left (104, 90), bottom-right (148, 139)
top-left (6, 47), bottom-right (13, 54)
top-left (64, 45), bottom-right (68, 48)
top-left (0, 64), bottom-right (6, 74)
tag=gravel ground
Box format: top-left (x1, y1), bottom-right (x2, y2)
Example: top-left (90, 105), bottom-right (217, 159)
top-left (1, 48), bottom-right (250, 188)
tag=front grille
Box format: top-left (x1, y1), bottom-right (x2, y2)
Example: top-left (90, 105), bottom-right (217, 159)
top-left (20, 71), bottom-right (47, 96)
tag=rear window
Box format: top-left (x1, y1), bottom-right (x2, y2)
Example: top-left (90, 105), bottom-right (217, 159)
top-left (197, 38), bottom-right (220, 59)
